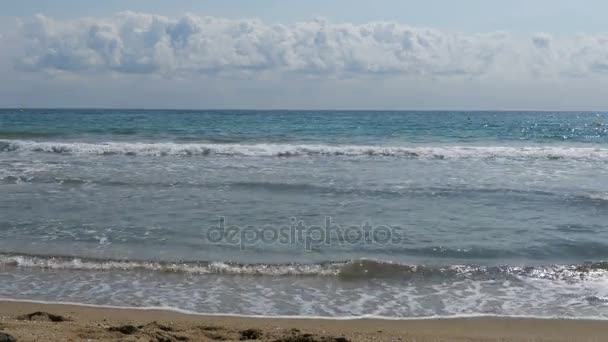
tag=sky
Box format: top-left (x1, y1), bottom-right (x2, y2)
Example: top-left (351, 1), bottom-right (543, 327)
top-left (1, 0), bottom-right (608, 110)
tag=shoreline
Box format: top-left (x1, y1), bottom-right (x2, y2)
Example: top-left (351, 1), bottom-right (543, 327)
top-left (1, 300), bottom-right (608, 341)
top-left (2, 297), bottom-right (608, 321)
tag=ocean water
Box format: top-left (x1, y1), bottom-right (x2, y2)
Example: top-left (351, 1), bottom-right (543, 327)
top-left (1, 109), bottom-right (608, 318)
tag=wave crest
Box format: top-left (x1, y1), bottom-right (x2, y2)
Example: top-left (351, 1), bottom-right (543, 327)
top-left (2, 254), bottom-right (608, 281)
top-left (2, 139), bottom-right (608, 160)
top-left (0, 254), bottom-right (342, 276)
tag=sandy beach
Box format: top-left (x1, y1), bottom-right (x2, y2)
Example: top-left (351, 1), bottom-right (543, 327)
top-left (0, 300), bottom-right (606, 341)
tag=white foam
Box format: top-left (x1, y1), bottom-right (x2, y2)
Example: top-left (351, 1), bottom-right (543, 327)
top-left (0, 297), bottom-right (606, 321)
top-left (4, 257), bottom-right (608, 319)
top-left (3, 139), bottom-right (608, 160)
top-left (0, 254), bottom-right (341, 276)
top-left (3, 254), bottom-right (608, 281)
top-left (588, 192), bottom-right (608, 201)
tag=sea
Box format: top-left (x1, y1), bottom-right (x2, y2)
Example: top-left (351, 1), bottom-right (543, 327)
top-left (1, 109), bottom-right (608, 319)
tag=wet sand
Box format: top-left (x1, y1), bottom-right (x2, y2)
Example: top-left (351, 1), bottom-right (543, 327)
top-left (0, 300), bottom-right (607, 341)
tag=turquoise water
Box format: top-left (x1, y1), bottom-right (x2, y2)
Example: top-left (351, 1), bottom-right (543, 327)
top-left (1, 109), bottom-right (608, 318)
top-left (2, 109), bottom-right (608, 144)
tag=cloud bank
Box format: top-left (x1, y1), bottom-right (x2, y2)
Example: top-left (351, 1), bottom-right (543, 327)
top-left (13, 12), bottom-right (608, 80)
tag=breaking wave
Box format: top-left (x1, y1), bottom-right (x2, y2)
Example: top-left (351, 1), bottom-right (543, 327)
top-left (0, 254), bottom-right (343, 276)
top-left (2, 139), bottom-right (608, 160)
top-left (2, 253), bottom-right (608, 281)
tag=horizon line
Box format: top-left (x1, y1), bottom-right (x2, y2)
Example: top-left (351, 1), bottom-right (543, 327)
top-left (1, 107), bottom-right (607, 113)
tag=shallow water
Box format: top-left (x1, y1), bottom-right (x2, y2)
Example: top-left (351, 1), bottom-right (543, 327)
top-left (1, 109), bottom-right (608, 318)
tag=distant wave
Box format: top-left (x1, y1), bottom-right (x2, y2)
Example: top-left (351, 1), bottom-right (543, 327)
top-left (232, 181), bottom-right (608, 203)
top-left (1, 253), bottom-right (607, 281)
top-left (2, 139), bottom-right (608, 160)
top-left (3, 173), bottom-right (608, 207)
top-left (0, 131), bottom-right (65, 139)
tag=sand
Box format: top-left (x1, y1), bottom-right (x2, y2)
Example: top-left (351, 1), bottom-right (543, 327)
top-left (0, 300), bottom-right (607, 341)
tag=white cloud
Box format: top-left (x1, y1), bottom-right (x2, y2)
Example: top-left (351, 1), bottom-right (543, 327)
top-left (4, 12), bottom-right (608, 83)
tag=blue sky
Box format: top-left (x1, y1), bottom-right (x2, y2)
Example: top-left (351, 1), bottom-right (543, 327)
top-left (1, 1), bottom-right (608, 109)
